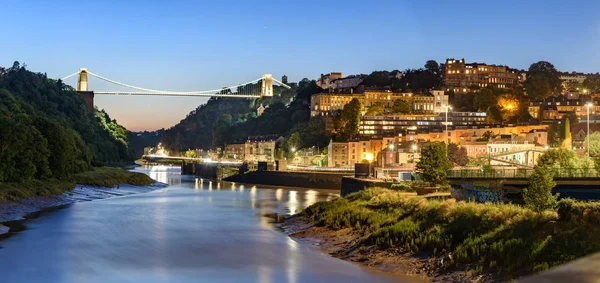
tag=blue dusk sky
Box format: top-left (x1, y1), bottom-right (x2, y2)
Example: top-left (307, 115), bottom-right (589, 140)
top-left (1, 0), bottom-right (600, 131)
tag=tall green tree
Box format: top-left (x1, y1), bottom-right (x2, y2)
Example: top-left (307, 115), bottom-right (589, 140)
top-left (392, 99), bottom-right (410, 114)
top-left (525, 61), bottom-right (563, 100)
top-left (448, 143), bottom-right (468, 166)
top-left (365, 102), bottom-right (385, 116)
top-left (338, 98), bottom-right (361, 140)
top-left (523, 165), bottom-right (557, 212)
top-left (415, 142), bottom-right (452, 186)
top-left (584, 132), bottom-right (600, 158)
top-left (212, 114), bottom-right (233, 148)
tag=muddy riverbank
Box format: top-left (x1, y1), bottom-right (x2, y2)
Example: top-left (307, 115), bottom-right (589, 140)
top-left (282, 215), bottom-right (495, 283)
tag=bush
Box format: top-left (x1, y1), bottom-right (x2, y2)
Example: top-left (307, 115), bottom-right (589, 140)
top-left (523, 165), bottom-right (557, 212)
top-left (390, 182), bottom-right (414, 192)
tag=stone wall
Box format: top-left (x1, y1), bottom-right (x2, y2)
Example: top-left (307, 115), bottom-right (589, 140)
top-left (224, 171), bottom-right (350, 190)
top-left (450, 182), bottom-right (503, 203)
top-left (340, 177), bottom-right (394, 197)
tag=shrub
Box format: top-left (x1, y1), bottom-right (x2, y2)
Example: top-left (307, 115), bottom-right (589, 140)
top-left (390, 182), bottom-right (414, 192)
top-left (523, 165), bottom-right (557, 212)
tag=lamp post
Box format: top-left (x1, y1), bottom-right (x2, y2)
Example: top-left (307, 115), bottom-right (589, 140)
top-left (587, 103), bottom-right (593, 157)
top-left (443, 105), bottom-right (452, 157)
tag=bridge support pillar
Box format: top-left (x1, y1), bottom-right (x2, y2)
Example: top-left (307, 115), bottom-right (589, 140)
top-left (79, 91), bottom-right (95, 113)
top-left (261, 74), bottom-right (273, 97)
top-left (76, 68), bottom-right (94, 112)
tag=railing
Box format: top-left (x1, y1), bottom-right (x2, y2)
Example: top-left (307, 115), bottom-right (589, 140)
top-left (447, 168), bottom-right (600, 179)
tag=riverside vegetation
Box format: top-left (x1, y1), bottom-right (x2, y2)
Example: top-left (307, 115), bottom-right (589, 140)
top-left (0, 62), bottom-right (153, 201)
top-left (299, 188), bottom-right (600, 280)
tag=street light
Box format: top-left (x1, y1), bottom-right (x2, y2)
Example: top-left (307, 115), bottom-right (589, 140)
top-left (443, 105), bottom-right (453, 157)
top-left (587, 103), bottom-right (593, 157)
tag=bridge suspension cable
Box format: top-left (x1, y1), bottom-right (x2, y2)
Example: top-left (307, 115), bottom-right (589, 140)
top-left (61, 69), bottom-right (292, 97)
top-left (85, 71), bottom-right (263, 95)
top-left (60, 71), bottom-right (80, 81)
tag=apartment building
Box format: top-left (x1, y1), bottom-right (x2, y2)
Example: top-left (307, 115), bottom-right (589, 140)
top-left (441, 58), bottom-right (522, 92)
top-left (311, 90), bottom-right (447, 117)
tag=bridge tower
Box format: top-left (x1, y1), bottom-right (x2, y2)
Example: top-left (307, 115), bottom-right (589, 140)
top-left (261, 74), bottom-right (273, 97)
top-left (77, 68), bottom-right (95, 112)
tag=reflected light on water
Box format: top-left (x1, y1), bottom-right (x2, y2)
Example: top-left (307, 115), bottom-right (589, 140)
top-left (149, 166), bottom-right (169, 184)
top-left (305, 190), bottom-right (318, 207)
top-left (258, 265), bottom-right (273, 283)
top-left (288, 191), bottom-right (298, 215)
top-left (208, 181), bottom-right (212, 191)
top-left (275, 189), bottom-right (283, 201)
top-left (250, 186), bottom-right (257, 208)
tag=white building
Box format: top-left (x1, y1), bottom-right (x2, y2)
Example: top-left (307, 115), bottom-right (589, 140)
top-left (432, 90), bottom-right (449, 113)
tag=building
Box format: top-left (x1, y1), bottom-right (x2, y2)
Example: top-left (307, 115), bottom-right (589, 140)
top-left (560, 72), bottom-right (587, 90)
top-left (441, 58), bottom-right (522, 92)
top-left (528, 97), bottom-right (600, 121)
top-left (223, 135), bottom-right (282, 162)
top-left (327, 137), bottom-right (420, 168)
top-left (359, 112), bottom-right (487, 136)
top-left (432, 90), bottom-right (449, 113)
top-left (257, 104), bottom-right (266, 116)
top-left (224, 143), bottom-right (245, 160)
top-left (327, 140), bottom-right (350, 167)
top-left (316, 72), bottom-right (343, 90)
top-left (331, 74), bottom-right (365, 91)
top-left (281, 75), bottom-right (288, 84)
top-left (446, 125), bottom-right (549, 145)
top-left (311, 93), bottom-right (362, 117)
top-left (310, 90), bottom-right (447, 117)
top-left (244, 136), bottom-right (281, 162)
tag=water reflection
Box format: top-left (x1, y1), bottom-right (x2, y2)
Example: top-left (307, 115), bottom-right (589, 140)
top-left (0, 166), bottom-right (403, 283)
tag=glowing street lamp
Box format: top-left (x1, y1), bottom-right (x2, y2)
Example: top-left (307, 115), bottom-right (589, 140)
top-left (587, 103), bottom-right (593, 156)
top-left (443, 105), bottom-right (452, 157)
top-left (365, 152), bottom-right (374, 178)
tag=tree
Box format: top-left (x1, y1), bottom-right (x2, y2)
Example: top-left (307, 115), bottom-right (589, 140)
top-left (392, 99), bottom-right (410, 114)
top-left (212, 114), bottom-right (232, 148)
top-left (415, 142), bottom-right (452, 186)
top-left (448, 143), bottom-right (468, 166)
top-left (336, 98), bottom-right (361, 140)
top-left (523, 165), bottom-right (557, 212)
top-left (536, 148), bottom-right (596, 177)
top-left (365, 102), bottom-right (385, 116)
top-left (561, 117), bottom-right (572, 149)
top-left (473, 88), bottom-right (495, 112)
top-left (486, 105), bottom-right (502, 124)
top-left (584, 132), bottom-right (600, 158)
top-left (525, 61), bottom-right (563, 100)
top-left (584, 74), bottom-right (600, 93)
top-left (424, 60), bottom-right (440, 75)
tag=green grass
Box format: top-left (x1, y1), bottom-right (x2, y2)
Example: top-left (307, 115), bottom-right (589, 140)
top-left (0, 167), bottom-right (154, 201)
top-left (303, 188), bottom-right (600, 278)
top-left (70, 167), bottom-right (154, 187)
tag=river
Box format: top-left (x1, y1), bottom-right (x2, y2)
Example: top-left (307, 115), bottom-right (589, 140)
top-left (0, 166), bottom-right (407, 283)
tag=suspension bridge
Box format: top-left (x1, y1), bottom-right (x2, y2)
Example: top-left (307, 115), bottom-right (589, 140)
top-left (60, 68), bottom-right (291, 111)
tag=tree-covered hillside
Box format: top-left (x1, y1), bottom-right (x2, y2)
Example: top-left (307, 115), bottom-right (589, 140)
top-left (0, 62), bottom-right (134, 182)
top-left (161, 81), bottom-right (306, 152)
